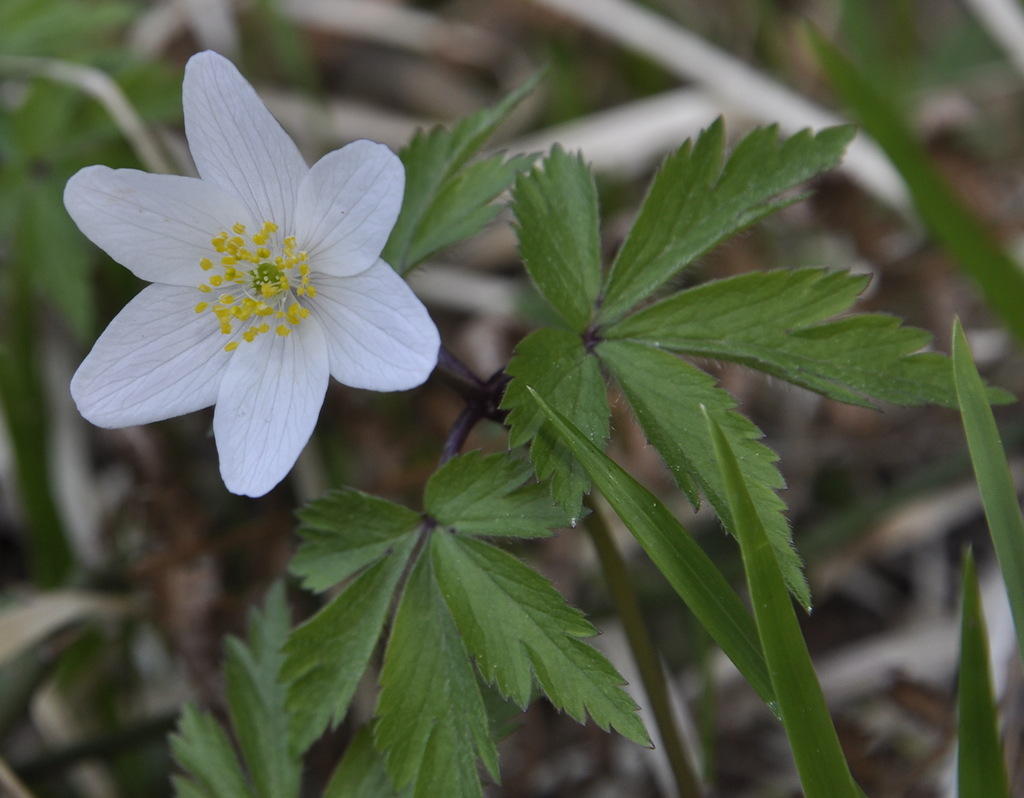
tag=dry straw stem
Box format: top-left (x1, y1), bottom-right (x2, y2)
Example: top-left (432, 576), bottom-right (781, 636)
top-left (0, 756), bottom-right (36, 798)
top-left (529, 0), bottom-right (909, 211)
top-left (0, 55), bottom-right (175, 175)
top-left (962, 0), bottom-right (1024, 82)
top-left (506, 88), bottom-right (720, 179)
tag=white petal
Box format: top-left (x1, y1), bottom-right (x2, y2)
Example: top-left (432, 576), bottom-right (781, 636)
top-left (213, 321), bottom-right (329, 497)
top-left (296, 140), bottom-right (404, 277)
top-left (308, 260), bottom-right (439, 391)
top-left (183, 51), bottom-right (307, 233)
top-left (71, 284), bottom-right (235, 427)
top-left (64, 166), bottom-right (255, 286)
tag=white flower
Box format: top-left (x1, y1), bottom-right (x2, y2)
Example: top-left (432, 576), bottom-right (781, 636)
top-left (65, 51), bottom-right (440, 497)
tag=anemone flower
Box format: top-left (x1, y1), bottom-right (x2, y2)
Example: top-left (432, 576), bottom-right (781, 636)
top-left (65, 51), bottom-right (439, 497)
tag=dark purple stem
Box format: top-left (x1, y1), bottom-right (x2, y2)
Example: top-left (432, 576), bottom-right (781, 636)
top-left (436, 347), bottom-right (509, 465)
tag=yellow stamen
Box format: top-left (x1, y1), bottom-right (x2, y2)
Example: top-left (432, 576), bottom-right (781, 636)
top-left (195, 220), bottom-right (314, 347)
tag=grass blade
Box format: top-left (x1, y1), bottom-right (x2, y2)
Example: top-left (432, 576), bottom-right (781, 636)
top-left (952, 319), bottom-right (1024, 669)
top-left (957, 550), bottom-right (1011, 798)
top-left (705, 409), bottom-right (863, 798)
top-left (812, 31), bottom-right (1024, 345)
top-left (527, 387), bottom-right (773, 706)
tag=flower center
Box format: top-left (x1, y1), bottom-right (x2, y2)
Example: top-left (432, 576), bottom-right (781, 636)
top-left (194, 221), bottom-right (316, 352)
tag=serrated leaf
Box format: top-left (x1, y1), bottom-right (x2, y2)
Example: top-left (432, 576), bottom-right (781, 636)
top-left (324, 726), bottom-right (411, 798)
top-left (705, 411), bottom-right (862, 798)
top-left (170, 705), bottom-right (253, 798)
top-left (432, 532), bottom-right (649, 745)
top-left (383, 75), bottom-right (540, 275)
top-left (224, 583), bottom-right (300, 798)
top-left (424, 450), bottom-right (569, 537)
top-left (291, 489), bottom-right (422, 592)
top-left (600, 121), bottom-right (855, 320)
top-left (525, 387), bottom-right (773, 706)
top-left (376, 552), bottom-right (497, 798)
top-left (607, 268), bottom-right (958, 408)
top-left (598, 339), bottom-right (809, 608)
top-left (283, 542), bottom-right (415, 751)
top-left (512, 146), bottom-right (603, 331)
top-left (170, 585), bottom-right (298, 798)
top-left (501, 328), bottom-right (609, 518)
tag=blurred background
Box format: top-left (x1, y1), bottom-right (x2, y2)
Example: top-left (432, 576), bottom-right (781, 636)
top-left (2, 0), bottom-right (1024, 796)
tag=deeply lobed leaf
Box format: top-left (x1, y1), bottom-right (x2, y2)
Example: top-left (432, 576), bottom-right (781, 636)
top-left (600, 122), bottom-right (855, 321)
top-left (501, 328), bottom-right (609, 519)
top-left (383, 75), bottom-right (540, 275)
top-left (598, 339), bottom-right (809, 608)
top-left (432, 532), bottom-right (649, 745)
top-left (607, 268), bottom-right (958, 408)
top-left (291, 489), bottom-right (422, 592)
top-left (376, 552), bottom-right (498, 798)
top-left (425, 450), bottom-right (570, 537)
top-left (171, 586), bottom-right (299, 798)
top-left (224, 583), bottom-right (301, 798)
top-left (512, 146), bottom-right (603, 331)
top-left (283, 545), bottom-right (416, 752)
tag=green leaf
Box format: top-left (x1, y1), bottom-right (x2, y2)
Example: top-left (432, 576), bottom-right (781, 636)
top-left (291, 489), bottom-right (422, 592)
top-left (283, 542), bottom-right (415, 751)
top-left (383, 75), bottom-right (540, 275)
top-left (812, 32), bottom-right (1024, 345)
top-left (376, 551), bottom-right (497, 798)
top-left (527, 387), bottom-right (773, 706)
top-left (705, 411), bottom-right (863, 798)
top-left (512, 146), bottom-right (603, 331)
top-left (598, 339), bottom-right (809, 608)
top-left (224, 583), bottom-right (300, 798)
top-left (956, 550), bottom-right (1011, 798)
top-left (169, 581), bottom-right (299, 798)
top-left (600, 120), bottom-right (855, 321)
top-left (424, 450), bottom-right (569, 537)
top-left (606, 268), bottom-right (957, 408)
top-left (170, 706), bottom-right (253, 798)
top-left (502, 328), bottom-right (609, 519)
top-left (953, 320), bottom-right (1024, 669)
top-left (324, 726), bottom-right (410, 798)
top-left (432, 532), bottom-right (649, 744)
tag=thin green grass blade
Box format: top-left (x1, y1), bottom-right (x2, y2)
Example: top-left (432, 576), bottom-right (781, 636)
top-left (952, 320), bottom-right (1024, 669)
top-left (527, 388), bottom-right (773, 706)
top-left (812, 31), bottom-right (1024, 345)
top-left (957, 550), bottom-right (1011, 798)
top-left (705, 409), bottom-right (863, 798)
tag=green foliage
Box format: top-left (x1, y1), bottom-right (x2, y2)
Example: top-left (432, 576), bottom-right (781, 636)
top-left (290, 489), bottom-right (422, 591)
top-left (223, 584), bottom-right (301, 798)
top-left (705, 411), bottom-right (863, 798)
top-left (376, 552), bottom-right (499, 798)
top-left (598, 339), bottom-right (807, 606)
top-left (424, 450), bottom-right (570, 537)
top-left (382, 76), bottom-right (539, 275)
top-left (171, 585), bottom-right (300, 798)
top-left (502, 328), bottom-right (609, 518)
top-left (957, 551), bottom-right (1011, 798)
top-left (598, 120), bottom-right (855, 321)
top-left (324, 727), bottom-right (410, 798)
top-left (606, 268), bottom-right (959, 408)
top-left (952, 320), bottom-right (1024, 670)
top-left (283, 546), bottom-right (416, 752)
top-left (432, 532), bottom-right (649, 744)
top-left (528, 388), bottom-right (774, 706)
top-left (512, 146), bottom-right (603, 331)
top-left (0, 0), bottom-right (134, 58)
